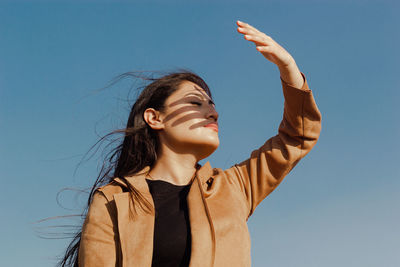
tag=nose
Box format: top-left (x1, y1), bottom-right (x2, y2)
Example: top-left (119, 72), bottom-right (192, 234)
top-left (207, 104), bottom-right (219, 121)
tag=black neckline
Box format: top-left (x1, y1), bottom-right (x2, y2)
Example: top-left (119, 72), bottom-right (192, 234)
top-left (145, 179), bottom-right (192, 196)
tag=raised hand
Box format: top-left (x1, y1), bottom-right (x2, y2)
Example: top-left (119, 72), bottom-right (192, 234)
top-left (236, 20), bottom-right (304, 88)
top-left (236, 20), bottom-right (295, 68)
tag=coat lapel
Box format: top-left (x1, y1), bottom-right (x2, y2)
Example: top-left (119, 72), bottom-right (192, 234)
top-left (113, 169), bottom-right (155, 267)
top-left (187, 162), bottom-right (215, 267)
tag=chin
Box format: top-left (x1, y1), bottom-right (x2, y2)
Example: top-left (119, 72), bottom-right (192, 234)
top-left (196, 140), bottom-right (219, 160)
top-left (162, 132), bottom-right (219, 159)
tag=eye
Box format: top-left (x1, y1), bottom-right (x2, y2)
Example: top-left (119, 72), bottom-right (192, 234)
top-left (190, 101), bottom-right (202, 106)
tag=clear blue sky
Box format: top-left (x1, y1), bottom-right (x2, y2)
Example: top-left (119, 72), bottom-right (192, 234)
top-left (1, 1), bottom-right (399, 266)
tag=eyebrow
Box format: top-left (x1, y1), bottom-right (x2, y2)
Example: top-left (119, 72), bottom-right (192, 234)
top-left (184, 92), bottom-right (206, 98)
top-left (184, 93), bottom-right (215, 106)
top-left (186, 86), bottom-right (211, 98)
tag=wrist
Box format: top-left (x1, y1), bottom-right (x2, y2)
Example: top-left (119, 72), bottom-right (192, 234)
top-left (278, 60), bottom-right (304, 89)
top-left (278, 60), bottom-right (299, 80)
top-left (277, 57), bottom-right (296, 71)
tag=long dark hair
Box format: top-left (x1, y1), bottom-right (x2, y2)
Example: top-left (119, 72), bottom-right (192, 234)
top-left (59, 70), bottom-right (211, 267)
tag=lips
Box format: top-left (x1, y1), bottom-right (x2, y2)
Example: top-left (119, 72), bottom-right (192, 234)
top-left (204, 122), bottom-right (218, 132)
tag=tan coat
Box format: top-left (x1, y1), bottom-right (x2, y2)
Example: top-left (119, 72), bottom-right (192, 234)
top-left (78, 74), bottom-right (322, 267)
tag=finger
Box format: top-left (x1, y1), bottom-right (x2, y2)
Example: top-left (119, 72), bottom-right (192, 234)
top-left (239, 28), bottom-right (272, 44)
top-left (244, 34), bottom-right (271, 46)
top-left (237, 26), bottom-right (258, 36)
top-left (244, 34), bottom-right (263, 43)
top-left (236, 20), bottom-right (245, 27)
top-left (237, 20), bottom-right (261, 34)
top-left (237, 20), bottom-right (274, 43)
top-left (256, 46), bottom-right (272, 53)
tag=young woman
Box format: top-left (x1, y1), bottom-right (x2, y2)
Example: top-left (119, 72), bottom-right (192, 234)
top-left (61, 20), bottom-right (322, 267)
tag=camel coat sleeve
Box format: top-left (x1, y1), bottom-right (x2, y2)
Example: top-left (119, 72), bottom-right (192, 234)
top-left (225, 73), bottom-right (322, 218)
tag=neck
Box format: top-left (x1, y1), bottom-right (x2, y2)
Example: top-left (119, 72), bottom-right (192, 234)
top-left (148, 146), bottom-right (198, 185)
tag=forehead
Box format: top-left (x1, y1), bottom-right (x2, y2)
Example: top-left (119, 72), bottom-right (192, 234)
top-left (167, 80), bottom-right (211, 102)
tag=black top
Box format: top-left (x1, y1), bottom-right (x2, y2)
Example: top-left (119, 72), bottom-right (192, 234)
top-left (146, 179), bottom-right (192, 267)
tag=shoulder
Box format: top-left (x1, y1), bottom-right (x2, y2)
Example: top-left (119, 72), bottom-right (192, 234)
top-left (95, 179), bottom-right (127, 202)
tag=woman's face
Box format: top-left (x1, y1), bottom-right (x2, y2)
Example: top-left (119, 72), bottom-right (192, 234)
top-left (156, 80), bottom-right (219, 160)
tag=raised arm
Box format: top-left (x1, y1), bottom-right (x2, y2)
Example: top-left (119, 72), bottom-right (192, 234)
top-left (224, 21), bottom-right (322, 218)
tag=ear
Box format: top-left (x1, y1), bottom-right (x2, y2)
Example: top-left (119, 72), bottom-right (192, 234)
top-left (143, 108), bottom-right (164, 130)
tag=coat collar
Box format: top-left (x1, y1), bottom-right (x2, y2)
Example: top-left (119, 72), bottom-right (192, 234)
top-left (113, 161), bottom-right (214, 192)
top-left (196, 161), bottom-right (214, 184)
